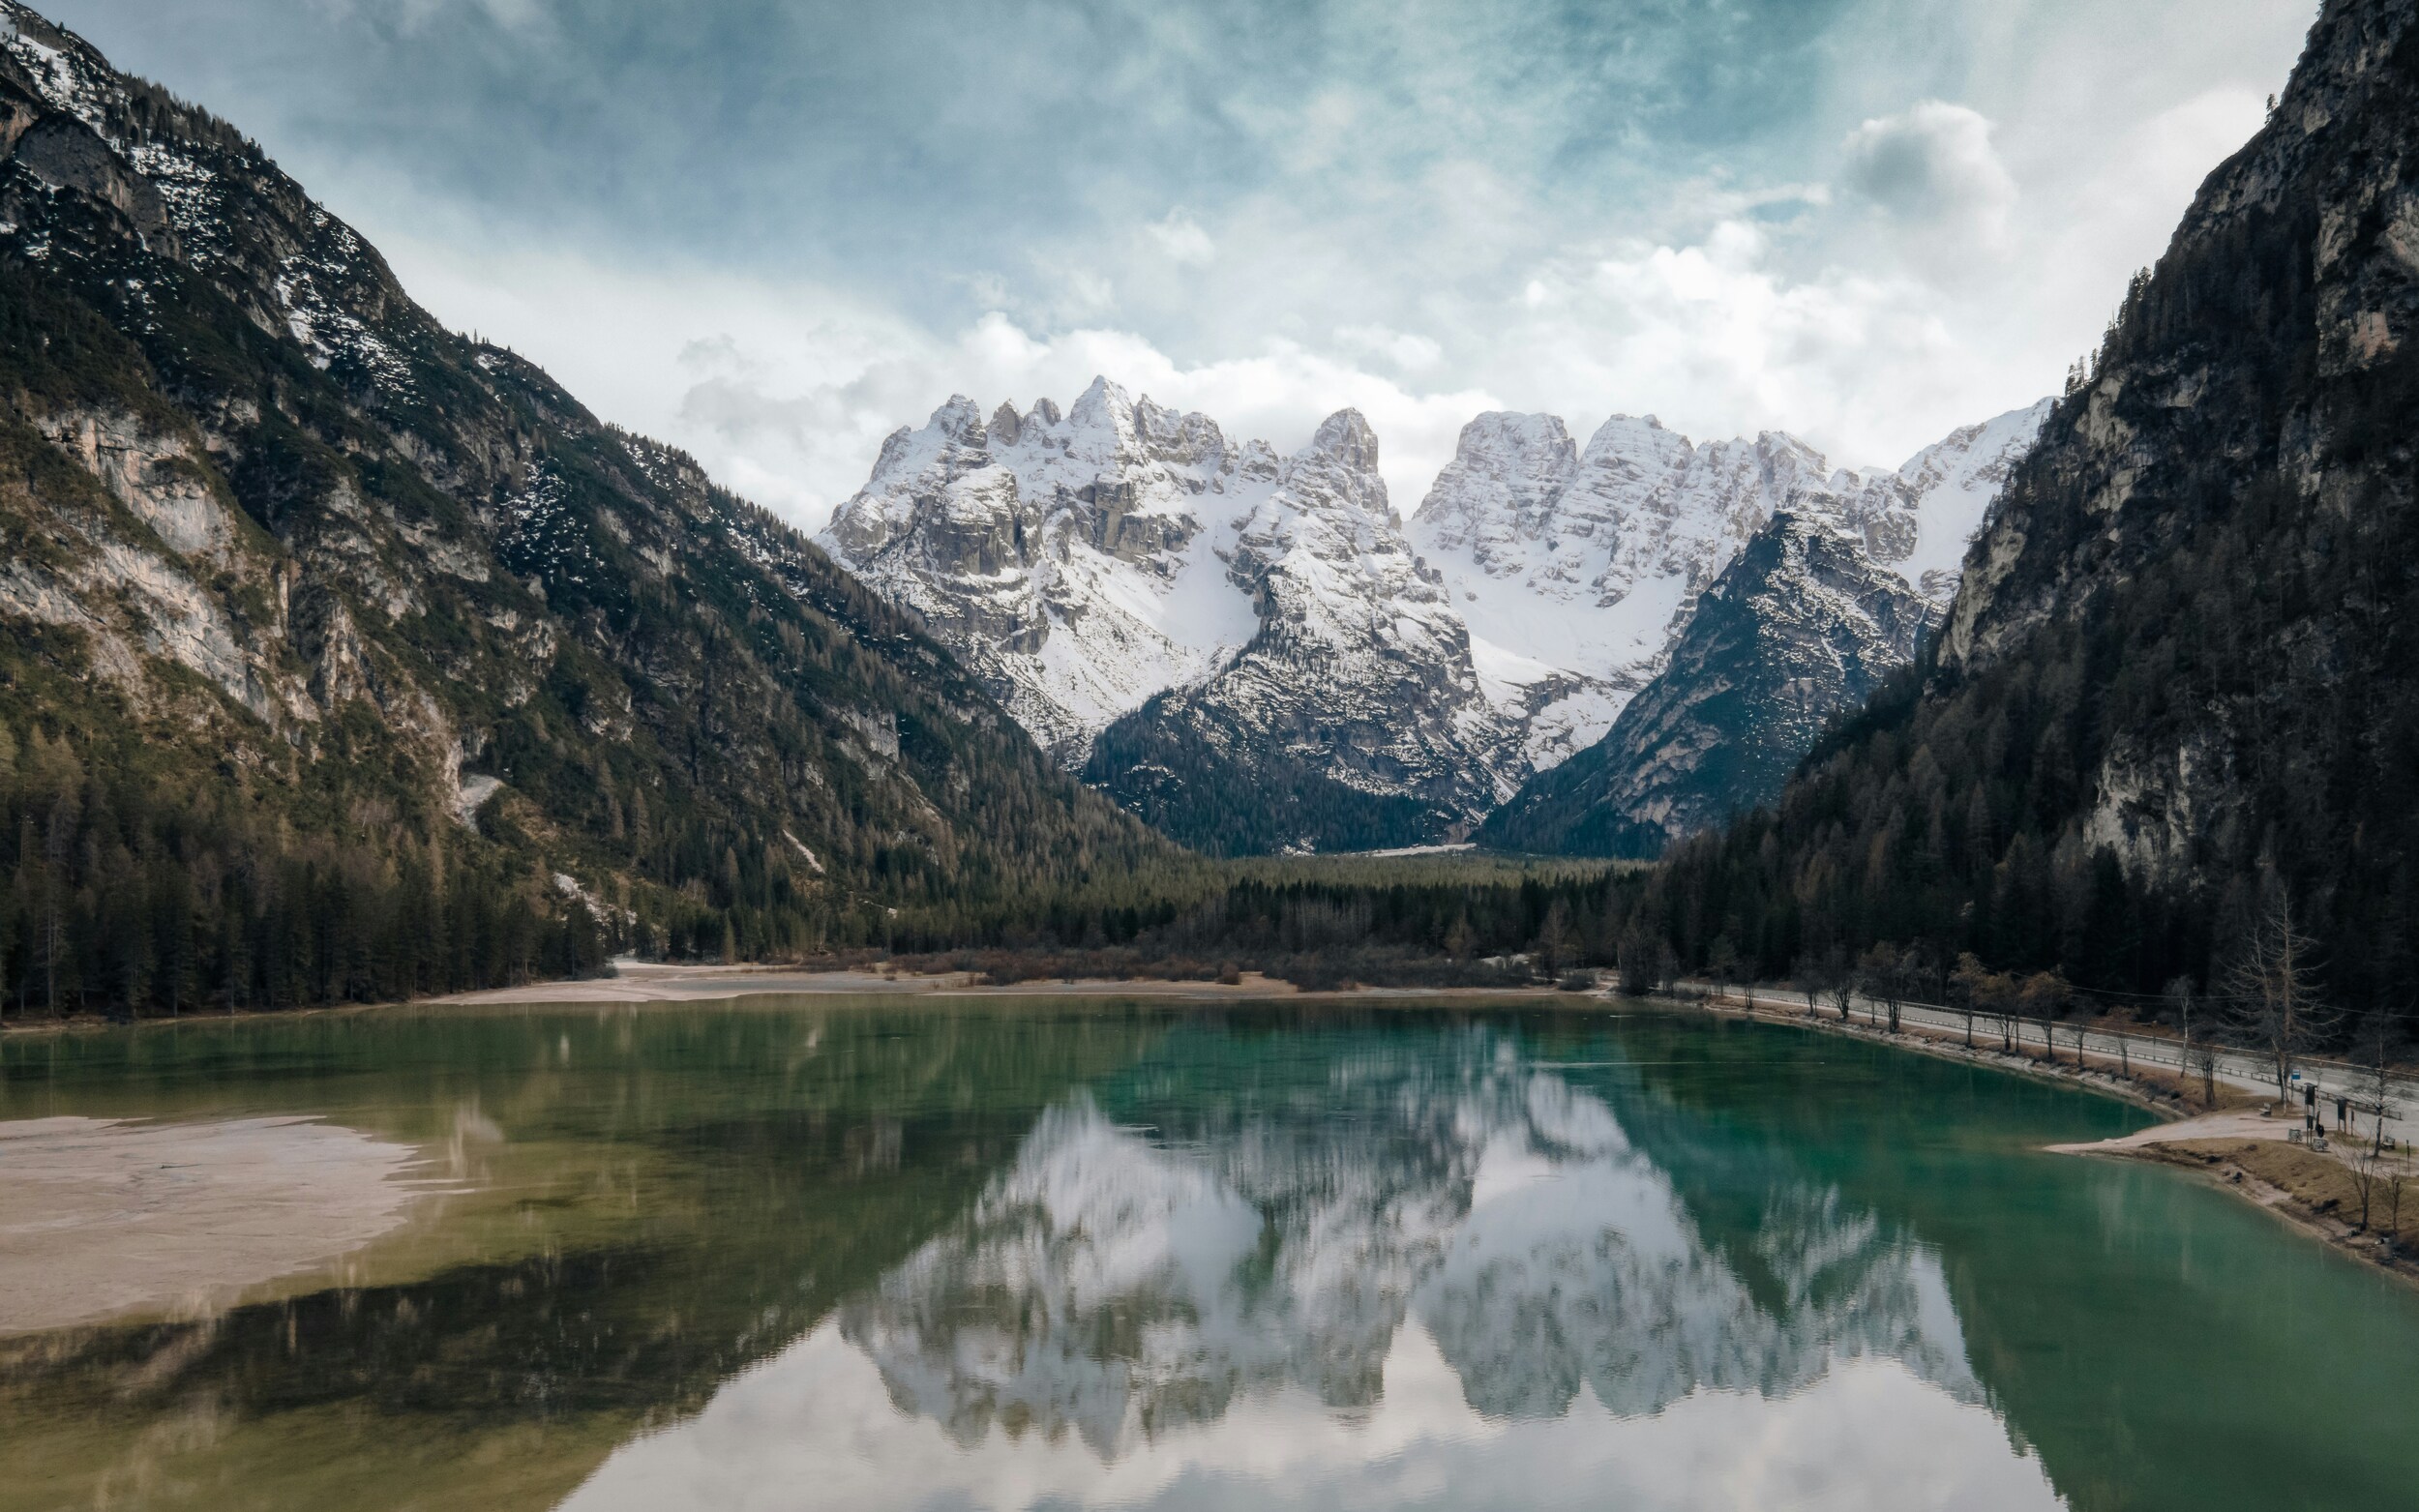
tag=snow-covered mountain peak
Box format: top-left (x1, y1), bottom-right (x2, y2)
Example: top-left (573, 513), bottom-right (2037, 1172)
top-left (1274, 408), bottom-right (1389, 519)
top-left (1417, 413), bottom-right (1579, 554)
top-left (1306, 406), bottom-right (1380, 469)
top-left (821, 377), bottom-right (1270, 759)
top-left (928, 393), bottom-right (985, 442)
top-left (829, 383), bottom-right (2046, 850)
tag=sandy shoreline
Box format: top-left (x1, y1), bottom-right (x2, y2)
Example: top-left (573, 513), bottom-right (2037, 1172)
top-left (0, 965), bottom-right (1540, 1032)
top-left (0, 1114), bottom-right (437, 1337)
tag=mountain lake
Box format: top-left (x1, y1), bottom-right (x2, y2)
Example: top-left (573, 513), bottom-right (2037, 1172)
top-left (2, 999), bottom-right (2414, 1512)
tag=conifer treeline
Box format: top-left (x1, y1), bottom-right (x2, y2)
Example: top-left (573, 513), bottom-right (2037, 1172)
top-left (0, 727), bottom-right (610, 1019)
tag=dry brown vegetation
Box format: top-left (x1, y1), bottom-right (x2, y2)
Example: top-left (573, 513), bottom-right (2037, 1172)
top-left (2154, 1138), bottom-right (2419, 1261)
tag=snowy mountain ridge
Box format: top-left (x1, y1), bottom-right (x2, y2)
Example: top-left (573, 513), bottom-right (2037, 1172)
top-left (823, 381), bottom-right (2048, 851)
top-left (1412, 399), bottom-right (2053, 771)
top-left (821, 376), bottom-right (1270, 759)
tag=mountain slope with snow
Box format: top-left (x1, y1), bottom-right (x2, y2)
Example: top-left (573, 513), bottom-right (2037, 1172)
top-left (1411, 400), bottom-right (2052, 771)
top-left (1478, 512), bottom-right (1933, 857)
top-left (1080, 411), bottom-right (1530, 854)
top-left (825, 384), bottom-right (2046, 853)
top-left (821, 378), bottom-right (1269, 760)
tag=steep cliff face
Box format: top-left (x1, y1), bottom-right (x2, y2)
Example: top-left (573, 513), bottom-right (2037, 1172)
top-left (1080, 412), bottom-right (1524, 856)
top-left (1645, 0), bottom-right (2419, 1013)
top-left (1480, 513), bottom-right (1929, 857)
top-left (1927, 0), bottom-right (2419, 890)
top-left (821, 379), bottom-right (1268, 761)
top-left (0, 2), bottom-right (1159, 1003)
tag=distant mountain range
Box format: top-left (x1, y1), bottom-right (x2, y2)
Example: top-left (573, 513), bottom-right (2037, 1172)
top-left (825, 380), bottom-right (2046, 854)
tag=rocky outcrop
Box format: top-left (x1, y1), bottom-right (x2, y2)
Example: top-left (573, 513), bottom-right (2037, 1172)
top-left (1479, 513), bottom-right (1931, 857)
top-left (1081, 412), bottom-right (1529, 854)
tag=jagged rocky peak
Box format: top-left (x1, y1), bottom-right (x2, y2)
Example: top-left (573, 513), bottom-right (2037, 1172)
top-left (826, 367), bottom-right (2046, 853)
top-left (1301, 405), bottom-right (1381, 478)
top-left (820, 376), bottom-right (1273, 760)
top-left (1254, 408), bottom-right (1392, 526)
top-left (1082, 407), bottom-right (1529, 856)
top-left (1403, 400), bottom-right (2048, 813)
top-left (1416, 412), bottom-right (1580, 549)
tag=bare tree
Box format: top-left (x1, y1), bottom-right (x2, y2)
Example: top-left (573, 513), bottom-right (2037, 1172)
top-left (2387, 1147), bottom-right (2409, 1258)
top-left (1707, 935), bottom-right (1741, 1008)
top-left (2222, 890), bottom-right (2338, 1103)
top-left (2018, 971), bottom-right (2070, 1062)
top-left (2351, 1150), bottom-right (2381, 1234)
top-left (1860, 943), bottom-right (1905, 1033)
top-left (1793, 952), bottom-right (1830, 1019)
top-left (2359, 1018), bottom-right (2400, 1158)
top-left (2188, 1036), bottom-right (2222, 1111)
top-left (1950, 953), bottom-right (1986, 1049)
top-left (1825, 946), bottom-right (1856, 1022)
top-left (2165, 975), bottom-right (2206, 1104)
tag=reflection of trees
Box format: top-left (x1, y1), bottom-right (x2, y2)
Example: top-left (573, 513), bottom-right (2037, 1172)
top-left (841, 1033), bottom-right (1981, 1457)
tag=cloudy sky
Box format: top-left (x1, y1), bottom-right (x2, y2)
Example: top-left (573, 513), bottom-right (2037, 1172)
top-left (47, 0), bottom-right (2313, 524)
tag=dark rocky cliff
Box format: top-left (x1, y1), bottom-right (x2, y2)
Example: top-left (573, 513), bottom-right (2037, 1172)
top-left (1640, 0), bottom-right (2419, 1013)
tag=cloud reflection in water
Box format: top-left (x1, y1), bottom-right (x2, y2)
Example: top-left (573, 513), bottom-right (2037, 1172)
top-left (561, 1034), bottom-right (2060, 1511)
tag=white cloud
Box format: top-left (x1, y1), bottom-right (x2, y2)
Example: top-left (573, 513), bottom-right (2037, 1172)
top-left (328, 1), bottom-right (2302, 544)
top-left (378, 223), bottom-right (1490, 528)
top-left (1144, 209), bottom-right (1216, 267)
top-left (1334, 323), bottom-right (1444, 372)
top-left (1841, 100), bottom-right (2018, 252)
top-left (1482, 220), bottom-right (1976, 471)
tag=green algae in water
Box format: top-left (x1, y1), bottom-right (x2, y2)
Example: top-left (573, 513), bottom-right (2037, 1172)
top-left (3, 1000), bottom-right (2416, 1512)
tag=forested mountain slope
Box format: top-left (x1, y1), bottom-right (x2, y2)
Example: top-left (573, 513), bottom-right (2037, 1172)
top-left (0, 2), bottom-right (1165, 1013)
top-left (1637, 0), bottom-right (2419, 1021)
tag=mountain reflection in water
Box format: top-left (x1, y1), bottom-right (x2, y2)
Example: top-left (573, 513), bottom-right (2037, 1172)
top-left (564, 1030), bottom-right (2055, 1511)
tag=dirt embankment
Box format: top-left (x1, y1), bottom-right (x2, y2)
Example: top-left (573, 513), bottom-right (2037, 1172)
top-left (2059, 1119), bottom-right (2419, 1283)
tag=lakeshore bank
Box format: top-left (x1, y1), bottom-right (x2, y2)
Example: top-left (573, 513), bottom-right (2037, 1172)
top-left (1677, 989), bottom-right (2419, 1287)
